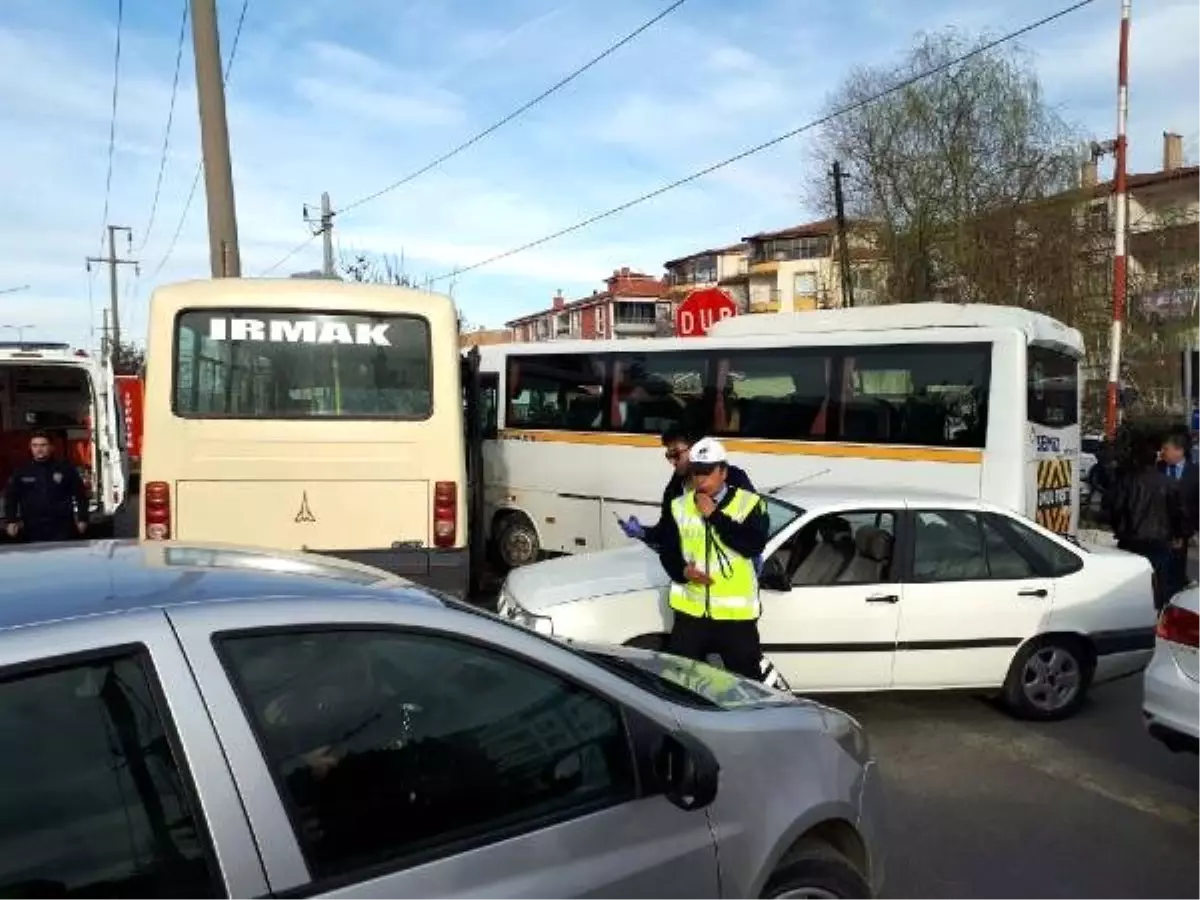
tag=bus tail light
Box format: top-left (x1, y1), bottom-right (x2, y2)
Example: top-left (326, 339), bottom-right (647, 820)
top-left (1157, 605), bottom-right (1199, 648)
top-left (433, 481), bottom-right (456, 548)
top-left (144, 481), bottom-right (171, 540)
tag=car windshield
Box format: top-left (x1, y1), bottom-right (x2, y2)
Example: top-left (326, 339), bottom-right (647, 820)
top-left (443, 599), bottom-right (796, 710)
top-left (580, 647), bottom-right (798, 711)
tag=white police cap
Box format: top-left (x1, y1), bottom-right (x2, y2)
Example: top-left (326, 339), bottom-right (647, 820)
top-left (689, 436), bottom-right (728, 465)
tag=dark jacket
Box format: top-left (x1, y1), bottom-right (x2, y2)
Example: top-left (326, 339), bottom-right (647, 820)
top-left (643, 464), bottom-right (754, 546)
top-left (657, 484), bottom-right (769, 586)
top-left (1108, 465), bottom-right (1183, 545)
top-left (1158, 458), bottom-right (1199, 539)
top-left (3, 459), bottom-right (89, 539)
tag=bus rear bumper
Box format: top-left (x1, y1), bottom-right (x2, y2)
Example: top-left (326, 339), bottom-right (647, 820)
top-left (317, 546), bottom-right (470, 599)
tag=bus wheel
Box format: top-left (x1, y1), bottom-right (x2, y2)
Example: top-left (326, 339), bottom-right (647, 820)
top-left (496, 514), bottom-right (539, 569)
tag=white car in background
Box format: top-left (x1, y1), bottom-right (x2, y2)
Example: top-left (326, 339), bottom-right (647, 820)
top-left (500, 486), bottom-right (1157, 721)
top-left (1143, 585), bottom-right (1199, 753)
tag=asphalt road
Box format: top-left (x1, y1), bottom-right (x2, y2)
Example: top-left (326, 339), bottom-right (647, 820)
top-left (831, 679), bottom-right (1198, 899)
top-left (113, 500), bottom-right (1196, 898)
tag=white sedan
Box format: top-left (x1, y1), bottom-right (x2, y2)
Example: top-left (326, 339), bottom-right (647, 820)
top-left (500, 486), bottom-right (1157, 721)
top-left (1143, 585), bottom-right (1199, 753)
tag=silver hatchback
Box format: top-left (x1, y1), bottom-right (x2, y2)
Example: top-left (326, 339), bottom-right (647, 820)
top-left (0, 540), bottom-right (884, 898)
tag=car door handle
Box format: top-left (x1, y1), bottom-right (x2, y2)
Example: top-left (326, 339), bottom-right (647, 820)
top-left (1017, 588), bottom-right (1048, 598)
top-left (865, 593), bottom-right (899, 604)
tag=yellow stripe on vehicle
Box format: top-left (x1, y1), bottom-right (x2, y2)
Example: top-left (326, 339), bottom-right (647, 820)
top-left (498, 429), bottom-right (984, 465)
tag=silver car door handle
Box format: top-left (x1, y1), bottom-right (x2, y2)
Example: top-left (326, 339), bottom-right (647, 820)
top-left (1017, 588), bottom-right (1048, 598)
top-left (865, 593), bottom-right (899, 604)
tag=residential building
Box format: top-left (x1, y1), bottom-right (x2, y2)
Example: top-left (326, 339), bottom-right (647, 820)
top-left (663, 243), bottom-right (750, 311)
top-left (505, 268), bottom-right (671, 343)
top-left (742, 218), bottom-right (883, 313)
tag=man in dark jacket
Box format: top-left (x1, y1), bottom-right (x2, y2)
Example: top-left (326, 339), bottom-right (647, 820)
top-left (656, 437), bottom-right (770, 681)
top-left (3, 431), bottom-right (90, 543)
top-left (1109, 437), bottom-right (1184, 609)
top-left (1158, 431), bottom-right (1198, 598)
top-left (619, 427), bottom-right (755, 546)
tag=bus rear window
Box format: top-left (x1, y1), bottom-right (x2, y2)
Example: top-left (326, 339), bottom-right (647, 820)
top-left (173, 309), bottom-right (431, 419)
top-left (1027, 346), bottom-right (1079, 428)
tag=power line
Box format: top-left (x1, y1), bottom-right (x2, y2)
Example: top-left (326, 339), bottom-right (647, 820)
top-left (257, 234), bottom-right (319, 277)
top-left (146, 0), bottom-right (251, 278)
top-left (97, 0), bottom-right (125, 253)
top-left (427, 0), bottom-right (1097, 285)
top-left (336, 0), bottom-right (690, 218)
top-left (138, 0), bottom-right (190, 254)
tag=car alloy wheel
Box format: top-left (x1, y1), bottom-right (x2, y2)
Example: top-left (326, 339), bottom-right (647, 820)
top-left (1021, 643), bottom-right (1082, 713)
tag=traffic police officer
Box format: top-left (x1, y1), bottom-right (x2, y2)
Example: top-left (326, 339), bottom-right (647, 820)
top-left (656, 436), bottom-right (771, 681)
top-left (3, 431), bottom-right (90, 543)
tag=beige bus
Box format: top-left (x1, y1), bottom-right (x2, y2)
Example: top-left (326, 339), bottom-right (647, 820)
top-left (141, 278), bottom-right (482, 597)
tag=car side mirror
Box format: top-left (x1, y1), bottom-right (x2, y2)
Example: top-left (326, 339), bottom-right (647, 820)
top-left (652, 730), bottom-right (719, 812)
top-left (760, 555), bottom-right (791, 592)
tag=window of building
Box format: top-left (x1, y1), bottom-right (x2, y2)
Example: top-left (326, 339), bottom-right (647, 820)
top-left (594, 308), bottom-right (605, 337)
top-left (793, 272), bottom-right (819, 297)
top-left (610, 352), bottom-right (709, 435)
top-left (0, 650), bottom-right (220, 898)
top-left (714, 348), bottom-right (833, 440)
top-left (614, 302), bottom-right (657, 326)
top-left (840, 343), bottom-right (991, 447)
top-left (219, 629), bottom-right (635, 885)
top-left (506, 354), bottom-right (608, 430)
top-left (1026, 346), bottom-right (1079, 428)
top-left (174, 309), bottom-right (431, 420)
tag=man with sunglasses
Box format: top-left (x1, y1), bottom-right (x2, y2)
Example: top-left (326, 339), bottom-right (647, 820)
top-left (655, 436), bottom-right (770, 681)
top-left (619, 428), bottom-right (754, 546)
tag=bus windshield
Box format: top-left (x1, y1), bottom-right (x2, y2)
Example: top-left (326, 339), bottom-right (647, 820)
top-left (173, 309), bottom-right (431, 419)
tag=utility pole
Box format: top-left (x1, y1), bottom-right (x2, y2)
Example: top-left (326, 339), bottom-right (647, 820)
top-left (191, 0), bottom-right (241, 277)
top-left (303, 192), bottom-right (336, 276)
top-left (1105, 0), bottom-right (1131, 440)
top-left (101, 309), bottom-right (110, 361)
top-left (87, 225), bottom-right (138, 354)
top-left (831, 161), bottom-right (855, 308)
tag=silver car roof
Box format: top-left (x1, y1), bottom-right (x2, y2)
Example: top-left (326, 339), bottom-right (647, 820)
top-left (0, 540), bottom-right (442, 632)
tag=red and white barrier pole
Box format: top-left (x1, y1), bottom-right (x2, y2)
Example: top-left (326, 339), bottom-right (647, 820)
top-left (1105, 0), bottom-right (1131, 440)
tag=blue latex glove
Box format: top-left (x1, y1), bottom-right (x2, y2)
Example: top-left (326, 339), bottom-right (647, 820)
top-left (619, 516), bottom-right (646, 539)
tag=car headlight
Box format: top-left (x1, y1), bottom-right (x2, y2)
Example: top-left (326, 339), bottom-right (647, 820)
top-left (497, 587), bottom-right (554, 636)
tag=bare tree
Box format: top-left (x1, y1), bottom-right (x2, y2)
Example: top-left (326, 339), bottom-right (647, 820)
top-left (338, 249), bottom-right (414, 286)
top-left (810, 29), bottom-right (1080, 306)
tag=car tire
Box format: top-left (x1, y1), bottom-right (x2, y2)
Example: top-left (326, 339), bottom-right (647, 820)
top-left (625, 634), bottom-right (668, 652)
top-left (494, 514), bottom-right (540, 570)
top-left (1001, 635), bottom-right (1092, 721)
top-left (761, 842), bottom-right (871, 899)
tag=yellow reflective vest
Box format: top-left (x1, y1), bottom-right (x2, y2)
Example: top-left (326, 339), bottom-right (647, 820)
top-left (669, 487), bottom-right (762, 621)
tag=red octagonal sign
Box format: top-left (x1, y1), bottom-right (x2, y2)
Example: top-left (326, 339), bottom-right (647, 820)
top-left (675, 287), bottom-right (738, 337)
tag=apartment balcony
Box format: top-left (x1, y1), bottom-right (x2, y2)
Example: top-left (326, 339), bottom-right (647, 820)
top-left (749, 290), bottom-right (781, 313)
top-left (612, 314), bottom-right (658, 335)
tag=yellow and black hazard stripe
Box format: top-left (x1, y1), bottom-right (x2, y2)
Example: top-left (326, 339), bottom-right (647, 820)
top-left (1035, 457), bottom-right (1074, 534)
top-left (1036, 458), bottom-right (1073, 491)
top-left (1036, 505), bottom-right (1072, 534)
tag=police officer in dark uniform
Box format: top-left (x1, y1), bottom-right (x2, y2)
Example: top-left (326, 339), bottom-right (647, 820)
top-left (3, 431), bottom-right (90, 543)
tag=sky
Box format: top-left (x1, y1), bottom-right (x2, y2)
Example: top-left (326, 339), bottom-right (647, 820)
top-left (0, 0), bottom-right (1196, 350)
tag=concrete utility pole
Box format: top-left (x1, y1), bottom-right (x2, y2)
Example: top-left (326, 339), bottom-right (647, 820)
top-left (1105, 0), bottom-right (1132, 440)
top-left (191, 0), bottom-right (241, 277)
top-left (831, 161), bottom-right (855, 308)
top-left (303, 192), bottom-right (336, 276)
top-left (87, 225), bottom-right (138, 353)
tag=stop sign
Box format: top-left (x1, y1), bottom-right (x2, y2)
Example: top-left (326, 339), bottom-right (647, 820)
top-left (675, 287), bottom-right (737, 337)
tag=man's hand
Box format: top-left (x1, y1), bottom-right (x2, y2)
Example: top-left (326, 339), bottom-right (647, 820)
top-left (695, 493), bottom-right (716, 518)
top-left (76, 521), bottom-right (89, 536)
top-left (4, 522), bottom-right (19, 539)
top-left (684, 564), bottom-right (713, 586)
